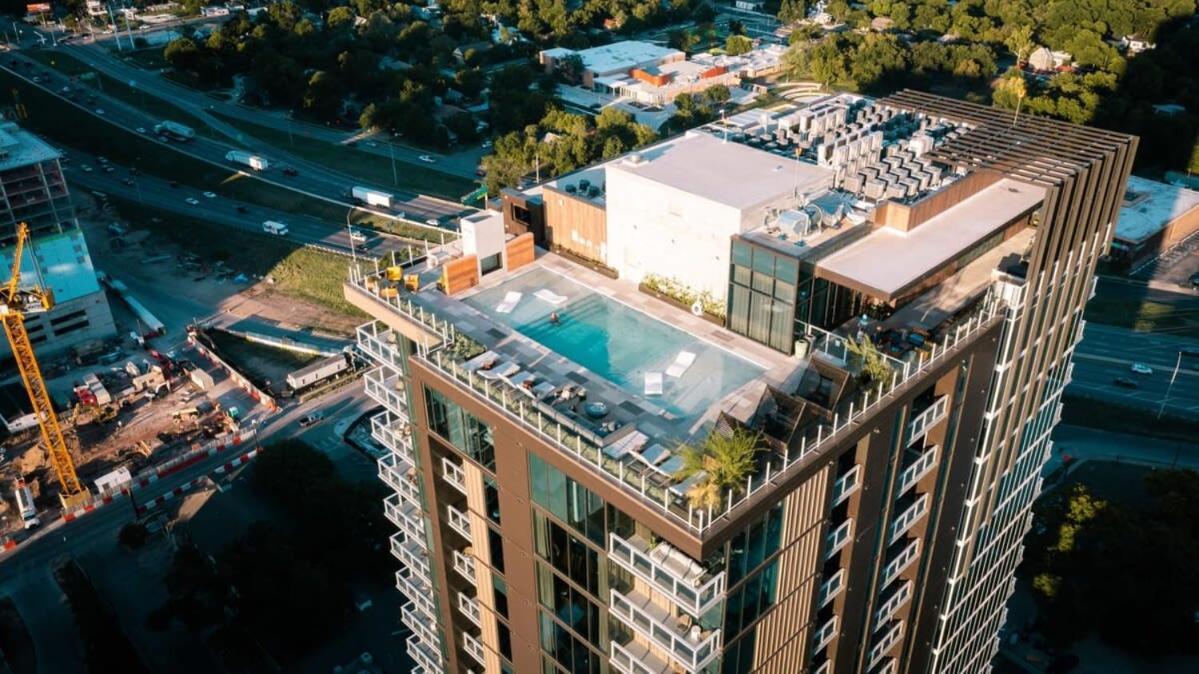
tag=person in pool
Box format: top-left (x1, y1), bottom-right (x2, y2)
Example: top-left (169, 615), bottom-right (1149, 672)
top-left (549, 311), bottom-right (561, 325)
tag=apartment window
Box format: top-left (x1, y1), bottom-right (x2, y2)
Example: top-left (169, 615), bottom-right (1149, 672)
top-left (484, 475), bottom-right (502, 525)
top-left (538, 610), bottom-right (601, 674)
top-left (53, 320), bottom-right (89, 336)
top-left (488, 528), bottom-right (506, 574)
top-left (533, 510), bottom-right (603, 596)
top-left (537, 561), bottom-right (604, 643)
top-left (423, 385), bottom-right (495, 470)
top-left (49, 309), bottom-right (87, 327)
top-left (723, 558), bottom-right (779, 638)
top-left (728, 239), bottom-right (799, 353)
top-left (726, 503), bottom-right (783, 584)
top-left (722, 628), bottom-right (757, 674)
top-left (528, 453), bottom-right (610, 545)
top-left (493, 576), bottom-right (510, 619)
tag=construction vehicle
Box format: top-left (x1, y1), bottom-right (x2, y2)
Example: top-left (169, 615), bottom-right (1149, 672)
top-left (1, 223), bottom-right (91, 510)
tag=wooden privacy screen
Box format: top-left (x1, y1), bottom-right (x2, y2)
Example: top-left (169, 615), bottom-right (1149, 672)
top-left (505, 233), bottom-right (535, 272)
top-left (443, 255), bottom-right (480, 295)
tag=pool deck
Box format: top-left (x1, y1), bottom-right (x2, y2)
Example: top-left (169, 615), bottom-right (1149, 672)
top-left (420, 250), bottom-right (805, 446)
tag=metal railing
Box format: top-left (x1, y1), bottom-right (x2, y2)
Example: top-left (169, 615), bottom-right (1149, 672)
top-left (408, 633), bottom-right (443, 673)
top-left (874, 580), bottom-right (913, 625)
top-left (379, 453), bottom-right (421, 508)
top-left (826, 518), bottom-right (853, 559)
top-left (609, 588), bottom-right (721, 673)
top-left (462, 631), bottom-right (487, 667)
top-left (906, 395), bottom-right (948, 446)
top-left (442, 456), bottom-right (468, 496)
top-left (446, 504), bottom-right (473, 541)
top-left (452, 549), bottom-right (477, 585)
top-left (831, 464), bottom-right (861, 506)
top-left (608, 533), bottom-right (726, 617)
top-left (364, 365), bottom-right (410, 422)
top-left (818, 568), bottom-right (845, 607)
top-left (889, 494), bottom-right (930, 544)
top-left (610, 639), bottom-right (673, 674)
top-left (882, 539), bottom-right (920, 587)
top-left (370, 410), bottom-right (416, 464)
top-left (390, 531), bottom-right (431, 581)
top-left (458, 592), bottom-right (482, 627)
top-left (897, 446), bottom-right (938, 495)
top-left (396, 566), bottom-right (436, 617)
top-left (383, 493), bottom-right (426, 549)
top-left (356, 322), bottom-right (405, 371)
top-left (402, 601), bottom-right (441, 655)
top-left (869, 620), bottom-right (904, 668)
top-left (813, 615), bottom-right (838, 652)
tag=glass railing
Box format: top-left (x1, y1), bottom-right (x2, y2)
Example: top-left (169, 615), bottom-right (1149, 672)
top-left (868, 620), bottom-right (904, 668)
top-left (408, 633), bottom-right (443, 673)
top-left (462, 631), bottom-right (487, 666)
top-left (363, 365), bottom-right (410, 422)
top-left (897, 446), bottom-right (938, 494)
top-left (609, 588), bottom-right (721, 673)
top-left (452, 549), bottom-right (477, 585)
top-left (356, 322), bottom-right (405, 371)
top-left (818, 568), bottom-right (845, 607)
top-left (446, 504), bottom-right (473, 541)
top-left (831, 465), bottom-right (861, 506)
top-left (383, 493), bottom-right (426, 548)
top-left (827, 518), bottom-right (854, 558)
top-left (874, 580), bottom-right (913, 625)
top-left (610, 638), bottom-right (674, 674)
top-left (396, 566), bottom-right (436, 617)
top-left (442, 456), bottom-right (468, 496)
top-left (882, 539), bottom-right (920, 587)
top-left (889, 494), bottom-right (930, 544)
top-left (401, 601), bottom-right (440, 655)
top-left (390, 531), bottom-right (431, 581)
top-left (457, 592), bottom-right (482, 627)
top-left (906, 395), bottom-right (948, 446)
top-left (608, 533), bottom-right (726, 617)
top-left (813, 615), bottom-right (838, 652)
top-left (378, 453), bottom-right (421, 508)
top-left (370, 410), bottom-right (416, 464)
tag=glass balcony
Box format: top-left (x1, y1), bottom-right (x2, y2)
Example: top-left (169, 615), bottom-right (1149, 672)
top-left (357, 321), bottom-right (405, 371)
top-left (452, 548), bottom-right (477, 585)
top-left (379, 453), bottom-right (421, 508)
top-left (364, 366), bottom-right (410, 421)
top-left (383, 493), bottom-right (426, 550)
top-left (906, 395), bottom-right (948, 445)
top-left (408, 632), bottom-right (443, 673)
top-left (831, 464), bottom-right (861, 506)
top-left (390, 531), bottom-right (431, 581)
top-left (874, 580), bottom-right (913, 625)
top-left (889, 494), bottom-right (929, 544)
top-left (868, 620), bottom-right (904, 669)
top-left (813, 615), bottom-right (838, 652)
top-left (608, 533), bottom-right (726, 617)
top-left (897, 446), bottom-right (938, 495)
top-left (442, 456), bottom-right (468, 496)
top-left (396, 566), bottom-right (436, 617)
top-left (610, 638), bottom-right (674, 674)
top-left (609, 588), bottom-right (721, 673)
top-left (402, 600), bottom-right (441, 652)
top-left (882, 539), bottom-right (920, 587)
top-left (370, 410), bottom-right (416, 463)
top-left (462, 630), bottom-right (487, 667)
top-left (446, 504), bottom-right (473, 541)
top-left (826, 518), bottom-right (854, 559)
top-left (818, 568), bottom-right (845, 608)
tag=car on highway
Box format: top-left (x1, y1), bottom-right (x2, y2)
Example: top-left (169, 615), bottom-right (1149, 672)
top-left (298, 412), bottom-right (324, 428)
top-left (365, 141), bottom-right (378, 148)
top-left (481, 139), bottom-right (492, 149)
top-left (419, 155), bottom-right (436, 163)
top-left (94, 108), bottom-right (105, 115)
top-left (349, 229), bottom-right (366, 243)
top-left (203, 191), bottom-right (216, 199)
top-left (235, 205), bottom-right (249, 214)
top-left (103, 165), bottom-right (114, 172)
top-left (1112, 377), bottom-right (1139, 389)
top-left (122, 178), bottom-right (134, 186)
top-left (1130, 363), bottom-right (1153, 375)
top-left (81, 165), bottom-right (93, 172)
top-left (282, 167), bottom-right (298, 176)
top-left (136, 126), bottom-right (147, 134)
top-left (185, 197), bottom-right (200, 205)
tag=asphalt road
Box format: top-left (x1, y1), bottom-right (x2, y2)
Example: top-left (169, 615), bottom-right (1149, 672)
top-left (1, 50), bottom-right (471, 226)
top-left (63, 147), bottom-right (450, 258)
top-left (1069, 322), bottom-right (1199, 417)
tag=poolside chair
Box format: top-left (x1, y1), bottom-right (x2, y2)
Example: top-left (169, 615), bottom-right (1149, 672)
top-left (495, 291), bottom-right (523, 314)
top-left (478, 360), bottom-right (519, 380)
top-left (534, 289), bottom-right (568, 305)
top-left (665, 351), bottom-right (697, 378)
top-left (532, 381), bottom-right (557, 400)
top-left (464, 350), bottom-right (500, 372)
top-left (638, 443), bottom-right (670, 466)
top-left (644, 372), bottom-right (664, 396)
top-left (602, 428), bottom-right (648, 460)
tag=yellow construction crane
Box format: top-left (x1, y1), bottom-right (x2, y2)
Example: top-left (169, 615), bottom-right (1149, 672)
top-left (1, 223), bottom-right (90, 510)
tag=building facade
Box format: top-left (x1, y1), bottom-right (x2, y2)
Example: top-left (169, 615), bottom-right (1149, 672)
top-left (0, 122), bottom-right (116, 358)
top-left (349, 91), bottom-right (1135, 674)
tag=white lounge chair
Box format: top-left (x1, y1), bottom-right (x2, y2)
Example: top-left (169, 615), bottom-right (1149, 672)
top-left (495, 291), bottom-right (522, 314)
top-left (464, 350), bottom-right (500, 372)
top-left (644, 372), bottom-right (663, 396)
top-left (665, 351), bottom-right (697, 378)
top-left (534, 289), bottom-right (568, 306)
top-left (478, 360), bottom-right (519, 380)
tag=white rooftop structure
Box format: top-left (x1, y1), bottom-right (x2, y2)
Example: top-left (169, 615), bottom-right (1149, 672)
top-left (0, 122), bottom-right (60, 172)
top-left (608, 131), bottom-right (833, 211)
top-left (817, 178), bottom-right (1046, 299)
top-left (1115, 175), bottom-right (1199, 245)
top-left (542, 41), bottom-right (682, 77)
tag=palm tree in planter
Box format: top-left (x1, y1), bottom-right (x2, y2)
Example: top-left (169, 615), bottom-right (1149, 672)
top-left (674, 426), bottom-right (764, 511)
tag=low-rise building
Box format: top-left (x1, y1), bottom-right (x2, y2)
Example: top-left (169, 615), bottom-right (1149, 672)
top-left (540, 41), bottom-right (684, 90)
top-left (1109, 175), bottom-right (1199, 266)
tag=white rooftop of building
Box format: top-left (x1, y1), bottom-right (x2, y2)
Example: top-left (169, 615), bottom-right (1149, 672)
top-left (817, 178), bottom-right (1046, 298)
top-left (0, 123), bottom-right (60, 173)
top-left (607, 131), bottom-right (834, 211)
top-left (0, 229), bottom-right (100, 303)
top-left (1115, 175), bottom-right (1199, 244)
top-left (542, 41), bottom-right (681, 75)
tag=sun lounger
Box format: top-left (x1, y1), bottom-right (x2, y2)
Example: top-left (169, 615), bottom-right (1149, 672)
top-left (532, 381), bottom-right (557, 400)
top-left (665, 351), bottom-right (697, 378)
top-left (534, 289), bottom-right (568, 306)
top-left (657, 455), bottom-right (685, 476)
top-left (644, 372), bottom-right (664, 396)
top-left (495, 291), bottom-right (522, 314)
top-left (464, 350), bottom-right (500, 372)
top-left (639, 443), bottom-right (670, 466)
top-left (602, 428), bottom-right (649, 460)
top-left (669, 470), bottom-right (707, 499)
top-left (509, 371), bottom-right (537, 389)
top-left (477, 360), bottom-right (519, 380)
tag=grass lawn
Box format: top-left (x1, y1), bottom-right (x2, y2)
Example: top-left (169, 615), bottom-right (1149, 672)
top-left (109, 196), bottom-right (369, 318)
top-left (25, 49), bottom-right (224, 140)
top-left (210, 111), bottom-right (477, 200)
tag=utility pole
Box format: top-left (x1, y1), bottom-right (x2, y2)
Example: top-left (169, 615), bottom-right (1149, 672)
top-left (105, 4), bottom-right (123, 51)
top-left (389, 142), bottom-right (398, 186)
top-left (1157, 351), bottom-right (1183, 420)
top-left (346, 208), bottom-right (357, 265)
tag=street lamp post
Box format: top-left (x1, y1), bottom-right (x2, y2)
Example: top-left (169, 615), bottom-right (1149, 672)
top-left (1157, 350), bottom-right (1183, 420)
top-left (346, 207), bottom-right (358, 266)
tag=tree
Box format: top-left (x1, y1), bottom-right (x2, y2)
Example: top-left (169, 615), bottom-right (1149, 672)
top-left (1004, 24), bottom-right (1035, 65)
top-left (702, 84), bottom-right (730, 104)
top-left (673, 427), bottom-right (763, 510)
top-left (725, 34), bottom-right (753, 56)
top-left (778, 0), bottom-right (805, 23)
top-left (326, 6), bottom-right (356, 29)
top-left (993, 72), bottom-right (1027, 122)
top-left (845, 335), bottom-right (892, 386)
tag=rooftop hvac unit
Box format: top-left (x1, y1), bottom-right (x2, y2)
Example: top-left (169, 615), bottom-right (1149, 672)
top-left (579, 178), bottom-right (591, 191)
top-left (564, 184), bottom-right (578, 194)
top-left (864, 179), bottom-right (886, 200)
top-left (587, 185), bottom-right (601, 198)
top-left (843, 175), bottom-right (864, 194)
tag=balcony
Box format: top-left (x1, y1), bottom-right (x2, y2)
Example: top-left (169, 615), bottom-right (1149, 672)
top-left (889, 494), bottom-right (929, 544)
top-left (882, 539), bottom-right (920, 587)
top-left (408, 632), bottom-right (443, 673)
top-left (453, 548), bottom-right (477, 585)
top-left (610, 638), bottom-right (674, 674)
top-left (379, 453), bottom-right (421, 508)
top-left (906, 395), bottom-right (948, 445)
top-left (402, 601), bottom-right (441, 652)
top-left (391, 531), bottom-right (431, 579)
top-left (446, 504), bottom-right (473, 540)
top-left (457, 591), bottom-right (482, 627)
top-left (370, 410), bottom-right (416, 463)
top-left (357, 321), bottom-right (405, 370)
top-left (364, 366), bottom-right (410, 421)
top-left (462, 630), bottom-right (487, 667)
top-left (826, 518), bottom-right (854, 559)
top-left (897, 446), bottom-right (938, 494)
top-left (874, 580), bottom-right (913, 625)
top-left (609, 588), bottom-right (721, 673)
top-left (383, 493), bottom-right (426, 550)
top-left (818, 568), bottom-right (845, 608)
top-left (442, 456), bottom-right (468, 496)
top-left (831, 465), bottom-right (861, 506)
top-left (608, 533), bottom-right (726, 617)
top-left (868, 620), bottom-right (904, 668)
top-left (813, 615), bottom-right (838, 652)
top-left (396, 566), bottom-right (436, 617)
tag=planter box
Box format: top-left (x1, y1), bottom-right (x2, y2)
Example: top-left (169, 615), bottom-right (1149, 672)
top-left (551, 246), bottom-right (619, 279)
top-left (637, 283), bottom-right (725, 326)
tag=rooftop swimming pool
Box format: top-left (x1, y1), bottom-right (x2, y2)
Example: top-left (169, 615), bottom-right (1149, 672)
top-left (464, 268), bottom-right (764, 420)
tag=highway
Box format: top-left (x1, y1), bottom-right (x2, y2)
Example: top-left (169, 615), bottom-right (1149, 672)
top-left (62, 147), bottom-right (449, 258)
top-left (1070, 322), bottom-right (1199, 417)
top-left (1, 50), bottom-right (472, 227)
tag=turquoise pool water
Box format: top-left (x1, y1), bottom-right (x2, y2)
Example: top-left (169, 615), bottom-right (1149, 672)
top-left (464, 268), bottom-right (763, 419)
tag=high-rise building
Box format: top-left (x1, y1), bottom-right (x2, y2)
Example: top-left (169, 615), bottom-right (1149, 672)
top-left (348, 91), bottom-right (1135, 674)
top-left (0, 122), bottom-right (116, 358)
